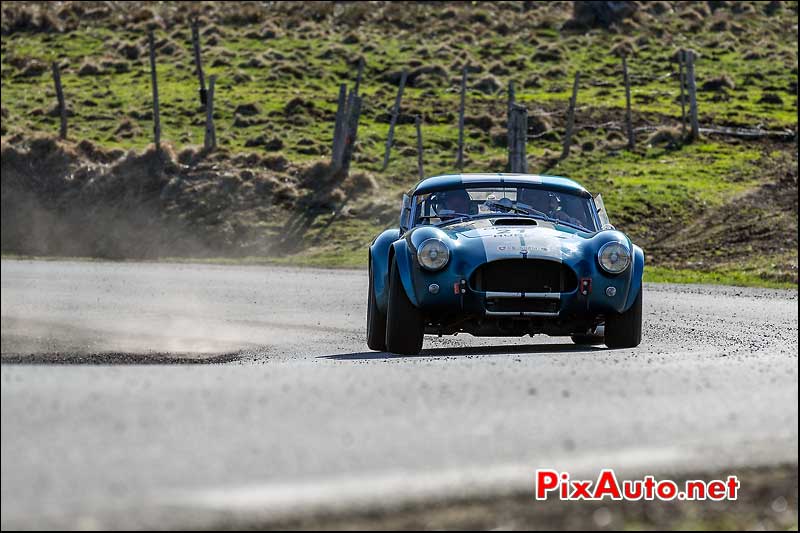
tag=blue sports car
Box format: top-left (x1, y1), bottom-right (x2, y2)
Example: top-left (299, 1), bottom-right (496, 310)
top-left (367, 174), bottom-right (644, 355)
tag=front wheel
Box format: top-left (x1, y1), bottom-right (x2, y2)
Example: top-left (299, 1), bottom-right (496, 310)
top-left (385, 259), bottom-right (424, 355)
top-left (604, 289), bottom-right (643, 348)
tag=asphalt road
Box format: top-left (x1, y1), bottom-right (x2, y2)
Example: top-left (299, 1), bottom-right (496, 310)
top-left (1, 259), bottom-right (797, 529)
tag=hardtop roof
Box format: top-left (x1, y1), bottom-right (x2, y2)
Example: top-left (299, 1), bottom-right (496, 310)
top-left (410, 173), bottom-right (592, 197)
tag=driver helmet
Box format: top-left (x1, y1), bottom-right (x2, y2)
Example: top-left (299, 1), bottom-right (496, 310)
top-left (433, 189), bottom-right (471, 215)
top-left (518, 188), bottom-right (557, 213)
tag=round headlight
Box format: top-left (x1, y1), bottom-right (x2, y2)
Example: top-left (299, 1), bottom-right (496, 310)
top-left (598, 241), bottom-right (631, 274)
top-left (417, 239), bottom-right (450, 271)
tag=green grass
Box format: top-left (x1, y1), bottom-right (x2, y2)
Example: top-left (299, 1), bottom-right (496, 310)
top-left (1, 2), bottom-right (797, 286)
top-left (549, 141), bottom-right (764, 238)
top-left (644, 266), bottom-right (797, 290)
top-left (2, 2), bottom-right (797, 157)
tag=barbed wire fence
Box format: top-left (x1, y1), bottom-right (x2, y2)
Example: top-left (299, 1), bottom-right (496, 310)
top-left (45, 20), bottom-right (796, 182)
top-left (374, 48), bottom-right (795, 175)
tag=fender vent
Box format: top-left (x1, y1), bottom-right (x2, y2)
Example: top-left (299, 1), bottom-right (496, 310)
top-left (470, 259), bottom-right (578, 293)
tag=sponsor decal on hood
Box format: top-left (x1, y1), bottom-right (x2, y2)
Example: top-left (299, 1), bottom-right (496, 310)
top-left (458, 226), bottom-right (569, 262)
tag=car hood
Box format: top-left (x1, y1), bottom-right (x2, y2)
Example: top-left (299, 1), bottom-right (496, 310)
top-left (408, 219), bottom-right (606, 265)
top-left (449, 224), bottom-right (583, 262)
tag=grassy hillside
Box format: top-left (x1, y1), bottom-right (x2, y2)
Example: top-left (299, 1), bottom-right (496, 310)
top-left (1, 1), bottom-right (797, 286)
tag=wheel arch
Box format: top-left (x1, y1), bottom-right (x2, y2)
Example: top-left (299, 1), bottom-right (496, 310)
top-left (389, 239), bottom-right (420, 308)
top-left (369, 228), bottom-right (401, 312)
top-left (623, 244), bottom-right (645, 312)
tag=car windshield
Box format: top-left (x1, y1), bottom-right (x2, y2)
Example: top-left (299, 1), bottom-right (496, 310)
top-left (413, 186), bottom-right (598, 232)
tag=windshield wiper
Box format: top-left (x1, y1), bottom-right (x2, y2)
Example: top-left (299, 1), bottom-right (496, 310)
top-left (418, 213), bottom-right (473, 226)
top-left (486, 199), bottom-right (594, 232)
top-left (551, 219), bottom-right (593, 233)
top-left (486, 199), bottom-right (556, 222)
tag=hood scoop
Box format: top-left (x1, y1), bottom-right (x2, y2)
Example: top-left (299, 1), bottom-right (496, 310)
top-left (492, 218), bottom-right (538, 226)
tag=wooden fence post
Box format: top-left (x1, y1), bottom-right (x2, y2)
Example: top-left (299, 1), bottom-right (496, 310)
top-left (561, 71), bottom-right (580, 160)
top-left (507, 105), bottom-right (516, 172)
top-left (341, 93), bottom-right (362, 176)
top-left (148, 30), bottom-right (161, 151)
top-left (519, 105), bottom-right (528, 173)
top-left (456, 66), bottom-right (467, 169)
top-left (51, 62), bottom-right (67, 140)
top-left (508, 104), bottom-right (528, 173)
top-left (381, 69), bottom-right (407, 171)
top-left (415, 115), bottom-right (424, 180)
top-left (507, 80), bottom-right (515, 171)
top-left (191, 17), bottom-right (207, 106)
top-left (685, 49), bottom-right (699, 141)
top-left (354, 57), bottom-right (365, 95)
top-left (204, 75), bottom-right (216, 149)
top-left (517, 104), bottom-right (528, 173)
top-left (331, 83), bottom-right (347, 169)
top-left (678, 50), bottom-right (687, 137)
top-left (622, 54), bottom-right (634, 150)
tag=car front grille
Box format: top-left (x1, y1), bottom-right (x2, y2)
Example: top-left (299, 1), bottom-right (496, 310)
top-left (470, 259), bottom-right (578, 293)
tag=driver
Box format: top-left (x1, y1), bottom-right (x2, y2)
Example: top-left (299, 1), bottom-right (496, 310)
top-left (517, 188), bottom-right (550, 214)
top-left (518, 188), bottom-right (584, 227)
top-left (434, 189), bottom-right (471, 216)
top-left (557, 194), bottom-right (590, 228)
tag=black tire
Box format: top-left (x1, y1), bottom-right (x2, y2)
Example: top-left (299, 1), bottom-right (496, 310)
top-left (604, 289), bottom-right (643, 348)
top-left (571, 333), bottom-right (605, 346)
top-left (366, 257), bottom-right (387, 351)
top-left (385, 259), bottom-right (424, 355)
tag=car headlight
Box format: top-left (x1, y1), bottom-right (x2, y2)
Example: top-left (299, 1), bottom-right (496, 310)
top-left (598, 241), bottom-right (631, 274)
top-left (417, 239), bottom-right (450, 271)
